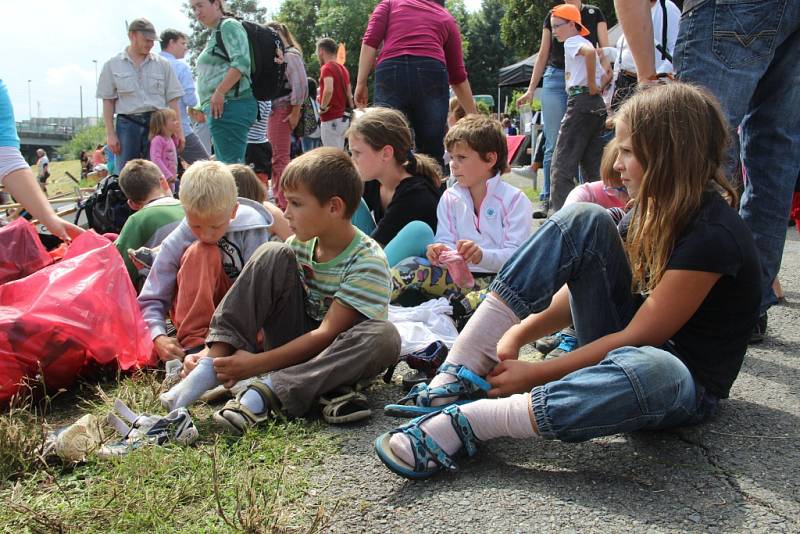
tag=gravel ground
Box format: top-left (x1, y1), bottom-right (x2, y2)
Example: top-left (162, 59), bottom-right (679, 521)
top-left (309, 174), bottom-right (799, 532)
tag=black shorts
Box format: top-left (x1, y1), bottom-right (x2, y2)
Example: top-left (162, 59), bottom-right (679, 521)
top-left (245, 142), bottom-right (272, 177)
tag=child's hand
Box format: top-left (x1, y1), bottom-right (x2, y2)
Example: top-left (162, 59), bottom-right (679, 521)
top-left (426, 243), bottom-right (449, 265)
top-left (154, 335), bottom-right (185, 362)
top-left (496, 325), bottom-right (524, 361)
top-left (487, 360), bottom-right (539, 397)
top-left (213, 350), bottom-right (255, 389)
top-left (456, 240), bottom-right (483, 265)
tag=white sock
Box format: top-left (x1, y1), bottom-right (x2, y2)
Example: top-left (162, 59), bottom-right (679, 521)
top-left (239, 377), bottom-right (274, 415)
top-left (163, 358), bottom-right (221, 410)
top-left (428, 294), bottom-right (520, 406)
top-left (390, 393), bottom-right (537, 468)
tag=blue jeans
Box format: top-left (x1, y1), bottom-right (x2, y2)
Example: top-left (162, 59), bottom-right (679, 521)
top-left (301, 136), bottom-right (322, 153)
top-left (490, 203), bottom-right (714, 441)
top-left (375, 55), bottom-right (450, 167)
top-left (540, 67), bottom-right (568, 201)
top-left (115, 114), bottom-right (151, 174)
top-left (674, 0), bottom-right (800, 315)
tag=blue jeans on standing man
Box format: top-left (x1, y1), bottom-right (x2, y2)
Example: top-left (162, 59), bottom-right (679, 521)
top-left (374, 55), bottom-right (450, 167)
top-left (540, 66), bottom-right (568, 202)
top-left (115, 113), bottom-right (152, 175)
top-left (489, 203), bottom-right (715, 441)
top-left (674, 0), bottom-right (800, 316)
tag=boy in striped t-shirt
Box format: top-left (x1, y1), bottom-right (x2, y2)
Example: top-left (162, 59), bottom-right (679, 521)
top-left (165, 147), bottom-right (400, 434)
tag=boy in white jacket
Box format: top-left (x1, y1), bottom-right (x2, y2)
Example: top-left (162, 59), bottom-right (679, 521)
top-left (391, 115), bottom-right (532, 325)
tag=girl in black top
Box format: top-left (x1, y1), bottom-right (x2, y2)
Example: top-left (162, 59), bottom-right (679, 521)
top-left (347, 107), bottom-right (443, 266)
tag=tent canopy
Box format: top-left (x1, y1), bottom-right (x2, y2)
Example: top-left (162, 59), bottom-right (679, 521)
top-left (498, 24), bottom-right (624, 87)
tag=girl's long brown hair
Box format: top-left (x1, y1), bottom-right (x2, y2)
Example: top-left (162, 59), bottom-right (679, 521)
top-left (616, 82), bottom-right (737, 295)
top-left (347, 107), bottom-right (442, 189)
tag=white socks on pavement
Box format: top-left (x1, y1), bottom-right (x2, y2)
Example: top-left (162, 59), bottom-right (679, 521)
top-left (390, 393), bottom-right (538, 468)
top-left (427, 293), bottom-right (521, 406)
top-left (160, 357), bottom-right (222, 411)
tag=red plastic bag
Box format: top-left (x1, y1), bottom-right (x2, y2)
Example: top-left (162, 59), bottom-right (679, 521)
top-left (0, 230), bottom-right (156, 407)
top-left (0, 218), bottom-right (53, 284)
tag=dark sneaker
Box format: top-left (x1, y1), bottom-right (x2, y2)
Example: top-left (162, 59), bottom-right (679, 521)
top-left (534, 334), bottom-right (560, 355)
top-left (448, 294), bottom-right (476, 331)
top-left (532, 200), bottom-right (550, 219)
top-left (546, 329), bottom-right (578, 359)
top-left (748, 313), bottom-right (767, 344)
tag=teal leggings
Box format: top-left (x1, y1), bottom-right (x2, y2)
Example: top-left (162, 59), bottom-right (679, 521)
top-left (351, 198), bottom-right (435, 267)
top-left (207, 95), bottom-right (257, 164)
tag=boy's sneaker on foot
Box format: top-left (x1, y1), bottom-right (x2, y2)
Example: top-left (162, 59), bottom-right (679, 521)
top-left (532, 200), bottom-right (550, 219)
top-left (749, 313), bottom-right (767, 344)
top-left (546, 328), bottom-right (577, 359)
top-left (534, 334), bottom-right (560, 355)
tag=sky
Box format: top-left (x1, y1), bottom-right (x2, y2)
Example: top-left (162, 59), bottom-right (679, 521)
top-left (3, 0), bottom-right (483, 121)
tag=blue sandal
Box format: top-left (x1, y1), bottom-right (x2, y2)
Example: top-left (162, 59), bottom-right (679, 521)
top-left (374, 405), bottom-right (480, 479)
top-left (384, 363), bottom-right (490, 417)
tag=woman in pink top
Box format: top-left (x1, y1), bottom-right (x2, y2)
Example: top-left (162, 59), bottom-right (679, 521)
top-left (149, 108), bottom-right (180, 191)
top-left (355, 0), bottom-right (478, 166)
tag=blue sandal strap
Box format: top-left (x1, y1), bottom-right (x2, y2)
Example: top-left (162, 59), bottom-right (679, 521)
top-left (394, 364), bottom-right (490, 408)
top-left (391, 411), bottom-right (458, 472)
top-left (443, 404), bottom-right (479, 457)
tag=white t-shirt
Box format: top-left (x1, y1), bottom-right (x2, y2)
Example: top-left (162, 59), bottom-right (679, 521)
top-left (617, 0), bottom-right (681, 74)
top-left (564, 35), bottom-right (603, 90)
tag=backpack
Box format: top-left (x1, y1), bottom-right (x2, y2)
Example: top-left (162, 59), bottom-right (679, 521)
top-left (214, 18), bottom-right (289, 101)
top-left (74, 175), bottom-right (133, 234)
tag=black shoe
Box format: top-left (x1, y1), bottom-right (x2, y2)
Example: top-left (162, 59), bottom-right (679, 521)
top-left (749, 313), bottom-right (767, 344)
top-left (534, 333), bottom-right (560, 355)
top-left (532, 200), bottom-right (550, 219)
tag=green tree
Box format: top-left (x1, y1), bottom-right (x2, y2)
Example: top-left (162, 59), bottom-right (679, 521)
top-left (182, 0), bottom-right (267, 70)
top-left (314, 0), bottom-right (379, 84)
top-left (464, 0), bottom-right (513, 97)
top-left (62, 125), bottom-right (107, 160)
top-left (447, 0), bottom-right (472, 59)
top-left (500, 0), bottom-right (617, 58)
top-left (276, 0), bottom-right (322, 78)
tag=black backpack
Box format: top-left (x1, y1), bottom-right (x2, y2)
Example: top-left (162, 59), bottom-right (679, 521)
top-left (214, 18), bottom-right (289, 101)
top-left (74, 175), bottom-right (133, 234)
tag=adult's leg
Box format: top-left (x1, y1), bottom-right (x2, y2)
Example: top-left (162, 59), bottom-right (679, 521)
top-left (540, 67), bottom-right (568, 202)
top-left (115, 116), bottom-right (147, 173)
top-left (173, 241), bottom-right (233, 350)
top-left (207, 242), bottom-right (315, 352)
top-left (182, 131), bottom-right (211, 164)
top-left (269, 320), bottom-right (401, 416)
top-left (406, 58), bottom-right (449, 167)
top-left (383, 221), bottom-right (435, 267)
top-left (208, 97), bottom-right (257, 164)
top-left (675, 0), bottom-right (800, 314)
top-left (268, 105), bottom-right (293, 209)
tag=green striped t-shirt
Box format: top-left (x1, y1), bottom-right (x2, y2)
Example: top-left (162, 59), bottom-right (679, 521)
top-left (288, 229), bottom-right (391, 321)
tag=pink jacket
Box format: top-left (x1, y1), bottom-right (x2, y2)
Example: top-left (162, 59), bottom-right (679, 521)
top-left (149, 134), bottom-right (177, 180)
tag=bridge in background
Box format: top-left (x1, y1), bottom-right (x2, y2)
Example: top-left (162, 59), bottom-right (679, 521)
top-left (16, 117), bottom-right (98, 162)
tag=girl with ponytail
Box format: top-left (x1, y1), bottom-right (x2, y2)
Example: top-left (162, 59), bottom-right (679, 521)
top-left (347, 107), bottom-right (443, 266)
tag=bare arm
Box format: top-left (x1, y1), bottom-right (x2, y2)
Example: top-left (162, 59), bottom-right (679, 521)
top-left (319, 76), bottom-right (335, 110)
top-left (212, 300), bottom-right (363, 387)
top-left (103, 99), bottom-right (119, 154)
top-left (451, 79), bottom-right (478, 115)
top-left (517, 28), bottom-right (552, 106)
top-left (496, 285), bottom-right (573, 361)
top-left (614, 0), bottom-right (656, 81)
top-left (488, 269), bottom-right (722, 396)
top-left (582, 46), bottom-right (600, 94)
top-left (354, 43), bottom-right (379, 108)
top-left (597, 21), bottom-right (610, 48)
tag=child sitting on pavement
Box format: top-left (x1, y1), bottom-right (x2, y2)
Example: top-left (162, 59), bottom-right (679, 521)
top-left (138, 161), bottom-right (273, 361)
top-left (115, 159), bottom-right (184, 285)
top-left (160, 147), bottom-right (401, 433)
top-left (391, 114), bottom-right (533, 326)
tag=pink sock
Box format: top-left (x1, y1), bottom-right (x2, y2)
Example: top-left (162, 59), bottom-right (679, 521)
top-left (427, 293), bottom-right (520, 406)
top-left (390, 393), bottom-right (538, 468)
top-left (438, 250), bottom-right (474, 288)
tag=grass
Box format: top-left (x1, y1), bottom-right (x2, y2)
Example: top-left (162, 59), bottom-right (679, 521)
top-left (0, 371), bottom-right (339, 533)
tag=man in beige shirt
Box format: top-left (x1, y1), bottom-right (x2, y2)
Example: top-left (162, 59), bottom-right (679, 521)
top-left (97, 18), bottom-right (185, 174)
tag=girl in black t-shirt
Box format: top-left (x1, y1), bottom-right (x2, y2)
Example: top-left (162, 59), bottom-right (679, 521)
top-left (375, 83), bottom-right (761, 480)
top-left (347, 107), bottom-right (443, 267)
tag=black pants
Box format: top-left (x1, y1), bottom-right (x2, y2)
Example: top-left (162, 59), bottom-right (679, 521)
top-left (245, 141), bottom-right (273, 178)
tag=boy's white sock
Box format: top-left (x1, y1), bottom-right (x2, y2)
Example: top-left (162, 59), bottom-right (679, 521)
top-left (427, 294), bottom-right (520, 406)
top-left (389, 394), bottom-right (538, 468)
top-left (239, 377), bottom-right (274, 415)
top-left (161, 358), bottom-right (221, 410)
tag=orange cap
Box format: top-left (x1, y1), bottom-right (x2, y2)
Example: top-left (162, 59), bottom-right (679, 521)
top-left (551, 4), bottom-right (590, 37)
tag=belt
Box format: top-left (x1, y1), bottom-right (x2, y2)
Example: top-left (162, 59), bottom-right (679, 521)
top-left (118, 112), bottom-right (154, 127)
top-left (567, 86), bottom-right (589, 97)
